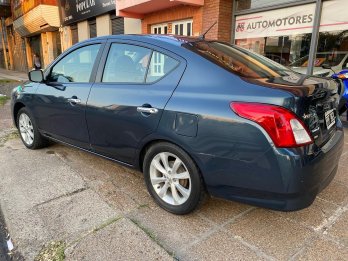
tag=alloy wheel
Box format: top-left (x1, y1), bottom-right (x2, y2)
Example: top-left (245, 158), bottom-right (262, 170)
top-left (149, 152), bottom-right (191, 206)
top-left (19, 113), bottom-right (34, 146)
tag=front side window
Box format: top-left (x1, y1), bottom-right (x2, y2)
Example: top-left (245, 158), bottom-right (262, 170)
top-left (102, 43), bottom-right (152, 83)
top-left (49, 44), bottom-right (101, 83)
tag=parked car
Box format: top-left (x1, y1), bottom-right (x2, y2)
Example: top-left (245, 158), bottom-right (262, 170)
top-left (11, 35), bottom-right (344, 214)
top-left (290, 51), bottom-right (348, 77)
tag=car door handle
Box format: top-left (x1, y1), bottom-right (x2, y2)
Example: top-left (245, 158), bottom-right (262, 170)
top-left (67, 98), bottom-right (81, 104)
top-left (137, 107), bottom-right (159, 114)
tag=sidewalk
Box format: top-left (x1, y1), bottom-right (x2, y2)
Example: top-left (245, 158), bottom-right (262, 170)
top-left (0, 68), bottom-right (28, 81)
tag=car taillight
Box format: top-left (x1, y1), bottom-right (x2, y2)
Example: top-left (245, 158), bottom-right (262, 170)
top-left (230, 102), bottom-right (313, 148)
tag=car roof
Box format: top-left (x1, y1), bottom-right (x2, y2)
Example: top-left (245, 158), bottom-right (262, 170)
top-left (83, 34), bottom-right (202, 47)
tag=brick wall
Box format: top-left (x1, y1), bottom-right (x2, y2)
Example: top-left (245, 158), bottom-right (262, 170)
top-left (202, 0), bottom-right (233, 42)
top-left (141, 5), bottom-right (203, 36)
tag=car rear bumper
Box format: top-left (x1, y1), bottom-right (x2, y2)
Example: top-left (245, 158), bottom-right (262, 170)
top-left (196, 127), bottom-right (344, 211)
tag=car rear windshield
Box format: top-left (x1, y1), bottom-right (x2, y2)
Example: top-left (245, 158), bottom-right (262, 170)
top-left (184, 41), bottom-right (293, 79)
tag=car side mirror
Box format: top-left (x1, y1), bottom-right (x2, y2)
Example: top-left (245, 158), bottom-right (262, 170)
top-left (28, 70), bottom-right (44, 83)
top-left (321, 63), bottom-right (331, 69)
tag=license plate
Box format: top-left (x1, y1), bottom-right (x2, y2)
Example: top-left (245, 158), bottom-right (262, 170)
top-left (325, 109), bottom-right (335, 130)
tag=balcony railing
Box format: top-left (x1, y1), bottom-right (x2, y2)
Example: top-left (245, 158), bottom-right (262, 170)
top-left (116, 0), bottom-right (204, 18)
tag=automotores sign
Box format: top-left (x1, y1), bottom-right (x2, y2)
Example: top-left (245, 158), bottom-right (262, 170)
top-left (235, 3), bottom-right (316, 39)
top-left (59, 0), bottom-right (116, 25)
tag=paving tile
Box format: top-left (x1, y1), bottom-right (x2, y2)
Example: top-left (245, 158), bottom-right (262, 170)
top-left (318, 181), bottom-right (348, 206)
top-left (96, 181), bottom-right (140, 213)
top-left (0, 139), bottom-right (86, 211)
top-left (128, 206), bottom-right (214, 252)
top-left (327, 209), bottom-right (348, 246)
top-left (179, 230), bottom-right (265, 261)
top-left (335, 165), bottom-right (348, 188)
top-left (273, 197), bottom-right (338, 229)
top-left (197, 198), bottom-right (251, 225)
top-left (226, 208), bottom-right (314, 260)
top-left (297, 237), bottom-right (348, 261)
top-left (36, 189), bottom-right (119, 242)
top-left (65, 218), bottom-right (172, 261)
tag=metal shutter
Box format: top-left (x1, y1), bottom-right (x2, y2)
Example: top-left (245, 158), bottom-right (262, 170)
top-left (71, 25), bottom-right (78, 45)
top-left (111, 16), bottom-right (124, 35)
top-left (89, 19), bottom-right (97, 38)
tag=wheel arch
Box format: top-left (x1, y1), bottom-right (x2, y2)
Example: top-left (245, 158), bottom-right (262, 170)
top-left (138, 138), bottom-right (205, 185)
top-left (13, 102), bottom-right (26, 127)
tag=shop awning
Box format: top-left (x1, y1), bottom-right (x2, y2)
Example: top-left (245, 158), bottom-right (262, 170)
top-left (116, 0), bottom-right (204, 19)
top-left (13, 5), bottom-right (60, 37)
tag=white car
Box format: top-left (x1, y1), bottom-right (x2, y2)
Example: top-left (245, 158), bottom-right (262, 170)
top-left (291, 52), bottom-right (348, 77)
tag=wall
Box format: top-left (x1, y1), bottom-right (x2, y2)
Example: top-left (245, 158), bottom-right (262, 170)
top-left (202, 0), bottom-right (233, 42)
top-left (77, 20), bottom-right (89, 41)
top-left (124, 18), bottom-right (141, 34)
top-left (96, 14), bottom-right (111, 36)
top-left (141, 5), bottom-right (203, 36)
top-left (6, 26), bottom-right (28, 71)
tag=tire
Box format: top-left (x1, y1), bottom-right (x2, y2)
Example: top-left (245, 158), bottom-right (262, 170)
top-left (17, 107), bottom-right (48, 150)
top-left (143, 142), bottom-right (205, 215)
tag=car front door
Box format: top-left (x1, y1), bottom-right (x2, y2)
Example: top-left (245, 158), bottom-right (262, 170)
top-left (33, 42), bottom-right (104, 149)
top-left (86, 40), bottom-right (186, 164)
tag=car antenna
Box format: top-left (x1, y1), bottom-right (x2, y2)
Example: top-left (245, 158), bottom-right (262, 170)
top-left (199, 21), bottom-right (217, 40)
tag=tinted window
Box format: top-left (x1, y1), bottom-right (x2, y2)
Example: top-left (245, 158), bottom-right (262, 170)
top-left (102, 43), bottom-right (152, 83)
top-left (49, 44), bottom-right (101, 83)
top-left (146, 51), bottom-right (179, 83)
top-left (185, 41), bottom-right (292, 79)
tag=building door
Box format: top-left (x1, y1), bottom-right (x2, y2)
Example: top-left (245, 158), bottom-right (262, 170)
top-left (29, 35), bottom-right (42, 69)
top-left (111, 15), bottom-right (124, 35)
top-left (172, 20), bottom-right (193, 36)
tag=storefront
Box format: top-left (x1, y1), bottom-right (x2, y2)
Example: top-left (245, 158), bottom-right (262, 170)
top-left (58, 0), bottom-right (141, 52)
top-left (232, 0), bottom-right (348, 76)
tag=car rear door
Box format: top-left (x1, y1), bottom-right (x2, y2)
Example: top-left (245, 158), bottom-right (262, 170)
top-left (86, 39), bottom-right (186, 164)
top-left (33, 41), bottom-right (105, 149)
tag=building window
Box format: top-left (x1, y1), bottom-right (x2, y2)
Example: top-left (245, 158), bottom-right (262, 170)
top-left (152, 20), bottom-right (192, 36)
top-left (234, 4), bottom-right (315, 66)
top-left (151, 23), bottom-right (168, 35)
top-left (173, 20), bottom-right (193, 36)
top-left (314, 0), bottom-right (348, 74)
top-left (89, 19), bottom-right (97, 38)
top-left (111, 15), bottom-right (124, 35)
top-left (71, 24), bottom-right (78, 45)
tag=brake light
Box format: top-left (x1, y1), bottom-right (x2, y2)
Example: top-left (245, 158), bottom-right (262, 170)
top-left (230, 102), bottom-right (313, 148)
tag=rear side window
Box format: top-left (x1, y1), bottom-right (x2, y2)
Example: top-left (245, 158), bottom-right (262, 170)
top-left (102, 43), bottom-right (152, 83)
top-left (146, 51), bottom-right (179, 83)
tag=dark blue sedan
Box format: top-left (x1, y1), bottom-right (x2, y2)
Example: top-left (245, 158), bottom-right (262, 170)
top-left (11, 35), bottom-right (344, 214)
